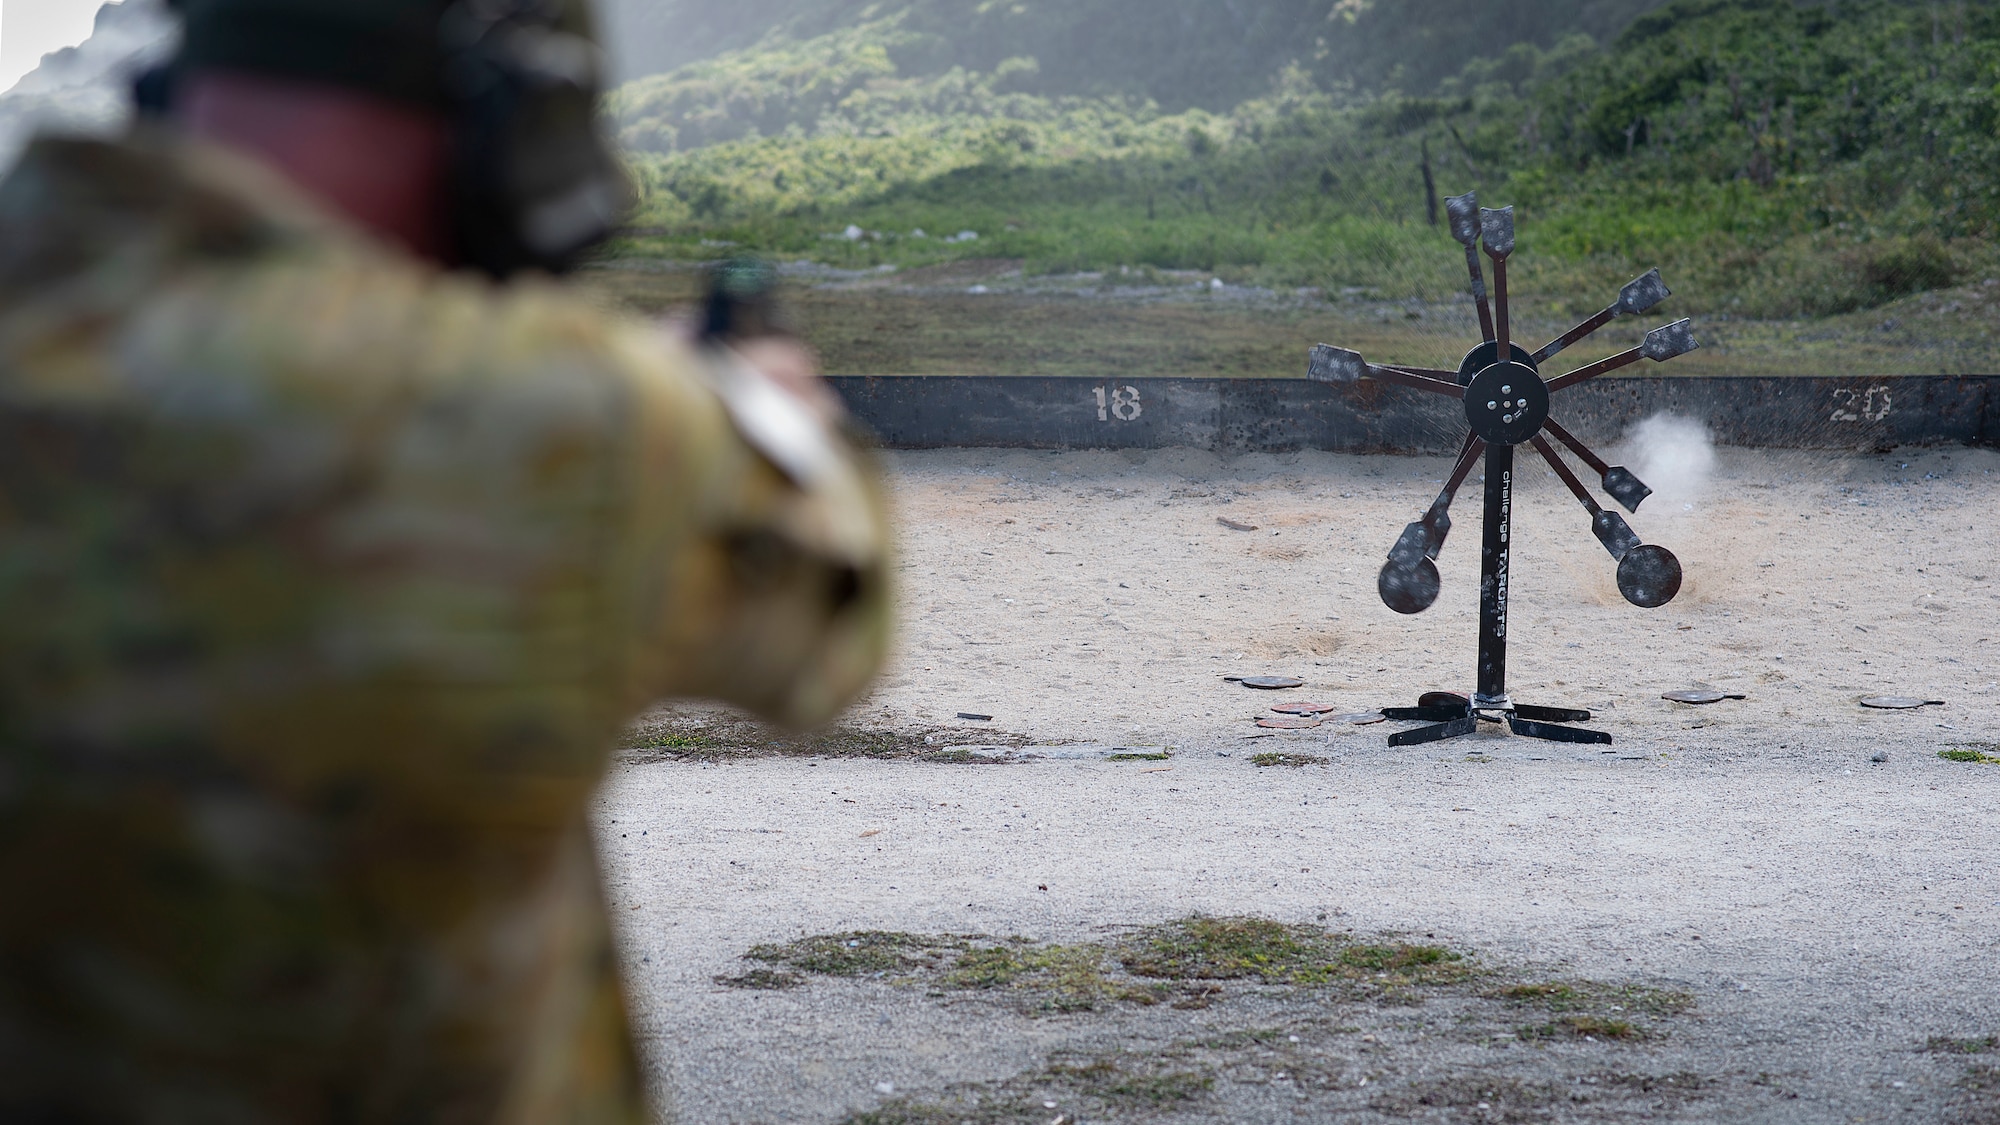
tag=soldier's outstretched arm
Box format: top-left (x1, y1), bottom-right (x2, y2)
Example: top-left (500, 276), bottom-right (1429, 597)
top-left (609, 327), bottom-right (893, 730)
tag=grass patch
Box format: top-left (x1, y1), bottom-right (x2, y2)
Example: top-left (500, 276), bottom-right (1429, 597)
top-left (1494, 979), bottom-right (1692, 1042)
top-left (1252, 752), bottom-right (1327, 768)
top-left (1372, 1075), bottom-right (1562, 1118)
top-left (844, 1051), bottom-right (1215, 1125)
top-left (619, 705), bottom-right (1035, 762)
top-left (713, 968), bottom-right (805, 990)
top-left (1941, 745), bottom-right (2000, 764)
top-left (748, 931), bottom-right (966, 977)
top-left (1098, 1069), bottom-right (1214, 1107)
top-left (1494, 980), bottom-right (1696, 1018)
top-left (1931, 1036), bottom-right (2000, 1055)
top-left (728, 915), bottom-right (1479, 1015)
top-left (943, 943), bottom-right (1165, 1013)
top-left (629, 731), bottom-right (716, 751)
top-left (732, 910), bottom-right (1704, 1106)
top-left (841, 1101), bottom-right (1022, 1125)
top-left (919, 748), bottom-right (1016, 765)
top-left (1963, 1064), bottom-right (2000, 1094)
top-left (1117, 916), bottom-right (1473, 990)
top-left (772, 918), bottom-right (1710, 1119)
top-left (1043, 1055), bottom-right (1214, 1106)
top-left (1378, 1068), bottom-right (1702, 1118)
top-left (582, 262), bottom-right (2000, 383)
top-left (1106, 751), bottom-right (1172, 762)
top-left (1518, 1014), bottom-right (1641, 1041)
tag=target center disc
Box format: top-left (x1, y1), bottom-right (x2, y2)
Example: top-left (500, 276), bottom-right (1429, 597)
top-left (1463, 361), bottom-right (1549, 446)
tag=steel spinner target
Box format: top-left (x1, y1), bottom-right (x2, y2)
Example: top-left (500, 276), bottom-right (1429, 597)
top-left (1305, 194), bottom-right (1702, 748)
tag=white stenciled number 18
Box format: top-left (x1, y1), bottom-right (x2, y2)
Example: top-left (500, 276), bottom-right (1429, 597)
top-left (1094, 385), bottom-right (1144, 422)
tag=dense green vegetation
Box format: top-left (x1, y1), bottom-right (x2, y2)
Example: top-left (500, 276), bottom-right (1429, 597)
top-left (603, 0), bottom-right (1668, 112)
top-left (608, 0), bottom-right (2000, 320)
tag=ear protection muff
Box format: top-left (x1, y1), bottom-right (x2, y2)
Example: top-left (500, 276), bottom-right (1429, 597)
top-left (440, 0), bottom-right (631, 276)
top-left (159, 0), bottom-right (630, 276)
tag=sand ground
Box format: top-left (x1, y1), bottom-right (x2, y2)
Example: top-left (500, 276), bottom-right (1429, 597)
top-left (597, 443), bottom-right (2000, 1124)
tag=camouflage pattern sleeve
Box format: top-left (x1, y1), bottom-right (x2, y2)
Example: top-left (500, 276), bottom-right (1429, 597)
top-left (0, 133), bottom-right (890, 1123)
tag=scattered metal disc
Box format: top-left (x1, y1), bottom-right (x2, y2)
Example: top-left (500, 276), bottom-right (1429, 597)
top-left (1271, 702), bottom-right (1340, 716)
top-left (1663, 690), bottom-right (1747, 705)
top-left (1418, 691), bottom-right (1472, 710)
top-left (1257, 716), bottom-right (1324, 730)
top-left (1240, 677), bottom-right (1306, 690)
top-left (1860, 696), bottom-right (1946, 710)
top-left (1333, 712), bottom-right (1388, 726)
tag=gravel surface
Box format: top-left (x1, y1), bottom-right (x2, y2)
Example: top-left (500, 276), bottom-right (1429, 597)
top-left (599, 445), bottom-right (2000, 1124)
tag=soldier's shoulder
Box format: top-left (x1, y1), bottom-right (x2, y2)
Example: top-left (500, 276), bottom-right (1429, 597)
top-left (0, 131), bottom-right (697, 410)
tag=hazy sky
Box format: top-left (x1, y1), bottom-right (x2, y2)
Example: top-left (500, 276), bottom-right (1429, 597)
top-left (2, 0), bottom-right (105, 91)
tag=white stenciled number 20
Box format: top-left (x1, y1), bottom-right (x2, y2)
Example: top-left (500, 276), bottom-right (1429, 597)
top-left (1831, 384), bottom-right (1893, 423)
top-left (1094, 385), bottom-right (1144, 422)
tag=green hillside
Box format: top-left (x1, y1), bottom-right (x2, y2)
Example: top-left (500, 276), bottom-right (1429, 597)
top-left (601, 0), bottom-right (2000, 364)
top-left (603, 0), bottom-right (1668, 115)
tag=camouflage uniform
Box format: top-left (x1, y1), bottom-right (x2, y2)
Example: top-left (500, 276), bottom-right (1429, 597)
top-left (0, 132), bottom-right (890, 1122)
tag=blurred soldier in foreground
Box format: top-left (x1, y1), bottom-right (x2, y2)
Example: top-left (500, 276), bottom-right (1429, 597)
top-left (0, 0), bottom-right (890, 1120)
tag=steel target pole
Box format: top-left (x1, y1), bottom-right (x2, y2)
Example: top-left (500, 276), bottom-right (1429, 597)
top-left (1475, 442), bottom-right (1513, 709)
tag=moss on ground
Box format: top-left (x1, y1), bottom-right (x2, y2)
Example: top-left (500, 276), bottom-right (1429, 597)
top-left (629, 731), bottom-right (716, 751)
top-left (733, 916), bottom-right (1488, 1015)
top-left (845, 1050), bottom-right (1217, 1125)
top-left (1046, 1055), bottom-right (1214, 1107)
top-left (1371, 1071), bottom-right (1708, 1120)
top-left (1518, 1015), bottom-right (1641, 1042)
top-left (943, 942), bottom-right (1168, 1013)
top-left (1118, 916), bottom-right (1473, 991)
top-left (713, 968), bottom-right (804, 990)
top-left (1494, 980), bottom-right (1693, 1043)
top-left (1941, 745), bottom-right (2000, 764)
top-left (747, 931), bottom-right (971, 978)
top-left (619, 707), bottom-right (1033, 763)
top-left (1495, 981), bottom-right (1697, 1018)
top-left (1371, 1074), bottom-right (1566, 1119)
top-left (742, 916), bottom-right (1711, 1122)
top-left (919, 748), bottom-right (1018, 765)
top-left (1962, 1064), bottom-right (2000, 1094)
top-left (1252, 752), bottom-right (1327, 768)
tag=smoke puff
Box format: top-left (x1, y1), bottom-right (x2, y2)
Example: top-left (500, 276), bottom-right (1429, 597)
top-left (1624, 413), bottom-right (1715, 507)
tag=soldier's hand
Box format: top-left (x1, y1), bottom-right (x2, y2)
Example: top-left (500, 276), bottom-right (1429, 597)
top-left (732, 337), bottom-right (845, 426)
top-left (662, 312), bottom-right (844, 428)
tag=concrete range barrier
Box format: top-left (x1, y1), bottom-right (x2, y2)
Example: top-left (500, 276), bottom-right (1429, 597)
top-left (828, 375), bottom-right (1999, 454)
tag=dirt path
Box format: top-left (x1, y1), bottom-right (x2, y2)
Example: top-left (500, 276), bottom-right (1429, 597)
top-left (598, 445), bottom-right (2000, 1124)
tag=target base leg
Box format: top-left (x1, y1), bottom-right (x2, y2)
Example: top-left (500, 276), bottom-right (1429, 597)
top-left (1506, 715), bottom-right (1613, 745)
top-left (1514, 703), bottom-right (1594, 724)
top-left (1387, 715), bottom-right (1480, 747)
top-left (1381, 694), bottom-right (1613, 747)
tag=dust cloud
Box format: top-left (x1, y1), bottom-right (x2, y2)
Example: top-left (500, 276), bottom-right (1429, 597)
top-left (1622, 412), bottom-right (1716, 509)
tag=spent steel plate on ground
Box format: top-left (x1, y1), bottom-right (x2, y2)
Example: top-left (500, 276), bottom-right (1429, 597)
top-left (1271, 702), bottom-right (1340, 715)
top-left (1663, 690), bottom-right (1749, 705)
top-left (1238, 677), bottom-right (1306, 690)
top-left (1306, 193), bottom-right (1701, 748)
top-left (1859, 696), bottom-right (1946, 710)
